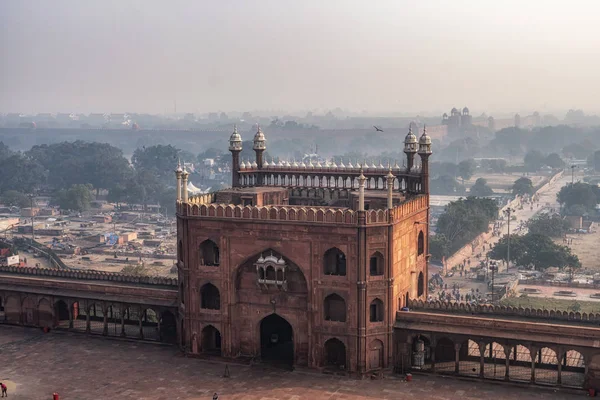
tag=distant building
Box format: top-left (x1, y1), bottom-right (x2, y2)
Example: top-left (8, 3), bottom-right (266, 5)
top-left (442, 107), bottom-right (472, 135)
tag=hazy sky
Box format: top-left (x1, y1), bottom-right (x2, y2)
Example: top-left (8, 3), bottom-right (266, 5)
top-left (1, 1), bottom-right (599, 115)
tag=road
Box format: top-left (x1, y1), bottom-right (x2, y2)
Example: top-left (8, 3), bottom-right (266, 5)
top-left (431, 172), bottom-right (572, 300)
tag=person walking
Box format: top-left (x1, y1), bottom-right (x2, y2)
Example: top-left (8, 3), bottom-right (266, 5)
top-left (213, 393), bottom-right (219, 400)
top-left (1, 382), bottom-right (7, 397)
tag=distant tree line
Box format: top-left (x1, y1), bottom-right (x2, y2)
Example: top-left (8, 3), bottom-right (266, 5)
top-left (0, 140), bottom-right (212, 215)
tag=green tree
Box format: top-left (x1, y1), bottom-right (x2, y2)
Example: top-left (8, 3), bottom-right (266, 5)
top-left (544, 153), bottom-right (565, 169)
top-left (436, 197), bottom-right (498, 254)
top-left (431, 175), bottom-right (463, 195)
top-left (107, 185), bottom-right (128, 208)
top-left (480, 159), bottom-right (507, 173)
top-left (512, 177), bottom-right (534, 196)
top-left (524, 150), bottom-right (546, 172)
top-left (490, 127), bottom-right (529, 156)
top-left (557, 182), bottom-right (600, 215)
top-left (527, 214), bottom-right (570, 237)
top-left (0, 190), bottom-right (30, 208)
top-left (429, 234), bottom-right (450, 261)
top-left (430, 162), bottom-right (458, 179)
top-left (0, 141), bottom-right (14, 162)
top-left (469, 178), bottom-right (494, 197)
top-left (488, 233), bottom-right (580, 270)
top-left (131, 144), bottom-right (180, 185)
top-left (27, 141), bottom-right (131, 192)
top-left (457, 159), bottom-right (476, 184)
top-left (563, 143), bottom-right (591, 160)
top-left (53, 184), bottom-right (94, 212)
top-left (0, 154), bottom-right (47, 193)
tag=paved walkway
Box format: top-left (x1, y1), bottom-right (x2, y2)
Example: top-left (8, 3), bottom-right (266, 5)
top-left (0, 326), bottom-right (582, 399)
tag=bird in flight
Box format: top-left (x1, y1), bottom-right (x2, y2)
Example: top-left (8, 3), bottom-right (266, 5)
top-left (373, 126), bottom-right (384, 132)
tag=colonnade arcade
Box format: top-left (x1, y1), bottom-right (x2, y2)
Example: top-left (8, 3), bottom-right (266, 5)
top-left (0, 293), bottom-right (177, 344)
top-left (400, 332), bottom-right (587, 388)
top-left (237, 170), bottom-right (423, 194)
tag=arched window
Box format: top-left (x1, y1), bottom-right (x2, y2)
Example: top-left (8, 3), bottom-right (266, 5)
top-left (369, 252), bottom-right (384, 276)
top-left (369, 298), bottom-right (384, 322)
top-left (266, 266), bottom-right (276, 280)
top-left (417, 272), bottom-right (424, 297)
top-left (200, 283), bottom-right (220, 310)
top-left (323, 248), bottom-right (346, 276)
top-left (324, 294), bottom-right (346, 322)
top-left (418, 231), bottom-right (424, 256)
top-left (178, 240), bottom-right (183, 262)
top-left (199, 239), bottom-right (220, 266)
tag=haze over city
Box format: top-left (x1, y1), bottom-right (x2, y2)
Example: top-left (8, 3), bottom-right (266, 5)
top-left (2, 0), bottom-right (600, 115)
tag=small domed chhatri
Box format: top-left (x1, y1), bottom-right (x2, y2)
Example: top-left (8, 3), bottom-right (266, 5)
top-left (229, 124), bottom-right (242, 151)
top-left (404, 125), bottom-right (418, 154)
top-left (418, 125), bottom-right (432, 155)
top-left (253, 124), bottom-right (266, 150)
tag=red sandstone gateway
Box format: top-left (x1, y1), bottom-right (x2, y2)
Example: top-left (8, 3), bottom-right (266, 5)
top-left (176, 125), bottom-right (432, 375)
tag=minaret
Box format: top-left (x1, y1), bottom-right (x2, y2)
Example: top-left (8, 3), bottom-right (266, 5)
top-left (386, 168), bottom-right (395, 209)
top-left (229, 125), bottom-right (242, 187)
top-left (358, 168), bottom-right (366, 211)
top-left (418, 125), bottom-right (433, 194)
top-left (175, 159), bottom-right (183, 201)
top-left (181, 165), bottom-right (190, 202)
top-left (404, 125), bottom-right (418, 171)
top-left (253, 124), bottom-right (267, 185)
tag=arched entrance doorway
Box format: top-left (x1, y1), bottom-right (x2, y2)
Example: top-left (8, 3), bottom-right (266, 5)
top-left (324, 338), bottom-right (346, 370)
top-left (260, 314), bottom-right (293, 366)
top-left (54, 300), bottom-right (70, 328)
top-left (160, 311), bottom-right (177, 344)
top-left (369, 339), bottom-right (384, 370)
top-left (201, 325), bottom-right (221, 355)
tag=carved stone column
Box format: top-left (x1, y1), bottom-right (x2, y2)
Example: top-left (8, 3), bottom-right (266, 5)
top-left (454, 343), bottom-right (462, 374)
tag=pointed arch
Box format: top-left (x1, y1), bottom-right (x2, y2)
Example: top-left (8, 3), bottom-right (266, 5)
top-left (200, 283), bottom-right (220, 310)
top-left (199, 239), bottom-right (219, 266)
top-left (201, 325), bottom-right (222, 355)
top-left (418, 231), bottom-right (425, 256)
top-left (324, 247), bottom-right (347, 276)
top-left (369, 251), bottom-right (384, 276)
top-left (369, 298), bottom-right (384, 322)
top-left (324, 338), bottom-right (346, 370)
top-left (417, 271), bottom-right (425, 297)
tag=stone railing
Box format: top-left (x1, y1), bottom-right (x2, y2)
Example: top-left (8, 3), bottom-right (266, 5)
top-left (0, 265), bottom-right (177, 287)
top-left (180, 203), bottom-right (357, 225)
top-left (406, 299), bottom-right (600, 324)
top-left (188, 192), bottom-right (217, 205)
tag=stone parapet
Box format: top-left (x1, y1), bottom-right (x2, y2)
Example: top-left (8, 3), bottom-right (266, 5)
top-left (178, 202), bottom-right (357, 224)
top-left (406, 299), bottom-right (600, 325)
top-left (0, 265), bottom-right (177, 287)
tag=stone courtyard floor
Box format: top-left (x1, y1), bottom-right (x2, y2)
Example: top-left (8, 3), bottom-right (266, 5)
top-left (0, 325), bottom-right (584, 399)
